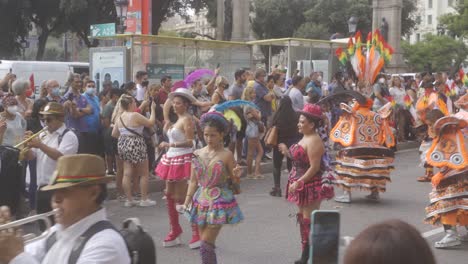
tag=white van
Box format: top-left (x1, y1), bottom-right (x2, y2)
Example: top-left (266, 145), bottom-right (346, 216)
top-left (0, 60), bottom-right (89, 97)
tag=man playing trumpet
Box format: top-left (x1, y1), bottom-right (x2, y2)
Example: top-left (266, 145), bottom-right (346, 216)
top-left (0, 154), bottom-right (130, 263)
top-left (22, 102), bottom-right (79, 216)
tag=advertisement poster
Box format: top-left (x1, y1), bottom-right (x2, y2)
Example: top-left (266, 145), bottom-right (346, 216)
top-left (126, 0), bottom-right (142, 34)
top-left (146, 64), bottom-right (185, 81)
top-left (90, 47), bottom-right (129, 92)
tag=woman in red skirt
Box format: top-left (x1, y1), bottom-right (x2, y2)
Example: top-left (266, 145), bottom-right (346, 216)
top-left (278, 104), bottom-right (334, 264)
top-left (156, 87), bottom-right (201, 249)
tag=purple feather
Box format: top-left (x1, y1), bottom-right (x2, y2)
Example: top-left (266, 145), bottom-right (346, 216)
top-left (184, 69), bottom-right (215, 87)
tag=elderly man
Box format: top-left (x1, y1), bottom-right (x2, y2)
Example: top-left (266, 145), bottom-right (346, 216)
top-left (44, 80), bottom-right (62, 103)
top-left (24, 102), bottom-right (79, 215)
top-left (0, 154), bottom-right (130, 263)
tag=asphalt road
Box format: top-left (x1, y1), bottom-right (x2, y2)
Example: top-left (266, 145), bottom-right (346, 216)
top-left (106, 149), bottom-right (467, 264)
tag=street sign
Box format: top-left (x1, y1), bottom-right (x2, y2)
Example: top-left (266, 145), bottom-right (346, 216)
top-left (90, 23), bottom-right (116, 37)
top-left (146, 64), bottom-right (185, 80)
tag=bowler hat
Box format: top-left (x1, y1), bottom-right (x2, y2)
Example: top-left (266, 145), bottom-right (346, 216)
top-left (39, 102), bottom-right (65, 116)
top-left (41, 154), bottom-right (114, 191)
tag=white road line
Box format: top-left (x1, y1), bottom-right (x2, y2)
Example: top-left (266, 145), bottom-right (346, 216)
top-left (422, 227), bottom-right (445, 238)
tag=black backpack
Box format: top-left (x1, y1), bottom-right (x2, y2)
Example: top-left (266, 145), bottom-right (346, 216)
top-left (45, 218), bottom-right (156, 264)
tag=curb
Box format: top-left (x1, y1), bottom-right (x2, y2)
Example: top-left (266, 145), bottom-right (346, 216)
top-left (107, 142), bottom-right (418, 199)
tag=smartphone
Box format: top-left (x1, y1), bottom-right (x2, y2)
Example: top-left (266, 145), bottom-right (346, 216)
top-left (9, 68), bottom-right (12, 73)
top-left (309, 210), bottom-right (340, 264)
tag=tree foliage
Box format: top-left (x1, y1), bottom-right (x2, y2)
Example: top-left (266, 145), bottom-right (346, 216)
top-left (401, 34), bottom-right (468, 72)
top-left (439, 0), bottom-right (468, 38)
top-left (0, 0), bottom-right (31, 59)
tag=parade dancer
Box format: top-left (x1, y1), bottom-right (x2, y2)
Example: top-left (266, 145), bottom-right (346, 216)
top-left (182, 112), bottom-right (243, 264)
top-left (155, 88), bottom-right (201, 248)
top-left (425, 95), bottom-right (468, 248)
top-left (415, 82), bottom-right (449, 182)
top-left (278, 104), bottom-right (334, 264)
top-left (331, 30), bottom-right (396, 203)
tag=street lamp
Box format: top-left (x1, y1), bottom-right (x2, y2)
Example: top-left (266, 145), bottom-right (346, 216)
top-left (114, 0), bottom-right (129, 34)
top-left (348, 16), bottom-right (358, 36)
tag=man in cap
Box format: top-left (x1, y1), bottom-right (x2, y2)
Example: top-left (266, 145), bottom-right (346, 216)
top-left (0, 154), bottom-right (130, 263)
top-left (23, 102), bottom-right (79, 215)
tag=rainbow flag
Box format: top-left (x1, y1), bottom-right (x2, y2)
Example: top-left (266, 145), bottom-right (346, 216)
top-left (459, 68), bottom-right (468, 86)
top-left (335, 47), bottom-right (348, 65)
top-left (347, 37), bottom-right (355, 56)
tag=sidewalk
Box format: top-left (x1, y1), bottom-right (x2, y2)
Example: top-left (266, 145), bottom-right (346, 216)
top-left (107, 141), bottom-right (419, 199)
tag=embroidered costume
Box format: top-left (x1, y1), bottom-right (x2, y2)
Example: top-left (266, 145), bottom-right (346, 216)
top-left (187, 154), bottom-right (243, 226)
top-left (424, 94), bottom-right (468, 248)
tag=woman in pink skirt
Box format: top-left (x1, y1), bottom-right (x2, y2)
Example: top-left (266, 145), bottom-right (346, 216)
top-left (155, 87), bottom-right (201, 249)
top-left (278, 104), bottom-right (334, 264)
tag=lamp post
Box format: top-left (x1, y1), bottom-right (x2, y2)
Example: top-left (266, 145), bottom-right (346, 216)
top-left (348, 16), bottom-right (358, 36)
top-left (114, 0), bottom-right (129, 34)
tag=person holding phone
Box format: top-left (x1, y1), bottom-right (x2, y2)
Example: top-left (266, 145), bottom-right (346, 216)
top-left (278, 104), bottom-right (334, 264)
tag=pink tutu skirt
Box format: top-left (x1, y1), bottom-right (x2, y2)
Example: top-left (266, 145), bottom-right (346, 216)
top-left (285, 174), bottom-right (335, 206)
top-left (155, 153), bottom-right (192, 181)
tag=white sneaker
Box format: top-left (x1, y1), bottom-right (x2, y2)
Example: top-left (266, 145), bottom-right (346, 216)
top-left (139, 199), bottom-right (157, 207)
top-left (124, 200), bottom-right (135, 207)
top-left (334, 191), bottom-right (351, 203)
top-left (117, 195), bottom-right (126, 202)
top-left (435, 232), bottom-right (461, 248)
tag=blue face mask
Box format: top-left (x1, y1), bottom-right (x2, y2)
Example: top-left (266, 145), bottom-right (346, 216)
top-left (52, 87), bottom-right (60, 96)
top-left (86, 87), bottom-right (96, 95)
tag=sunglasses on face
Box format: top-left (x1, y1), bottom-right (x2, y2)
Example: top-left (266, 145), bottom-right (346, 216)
top-left (40, 116), bottom-right (55, 123)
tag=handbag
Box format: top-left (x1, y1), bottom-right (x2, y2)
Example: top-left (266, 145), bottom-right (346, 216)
top-left (264, 126), bottom-right (278, 147)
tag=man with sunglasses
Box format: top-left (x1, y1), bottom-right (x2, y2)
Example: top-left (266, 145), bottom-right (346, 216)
top-left (23, 102), bottom-right (79, 217)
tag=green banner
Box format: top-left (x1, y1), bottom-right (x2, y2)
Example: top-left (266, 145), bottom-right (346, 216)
top-left (90, 23), bottom-right (116, 37)
top-left (146, 64), bottom-right (185, 80)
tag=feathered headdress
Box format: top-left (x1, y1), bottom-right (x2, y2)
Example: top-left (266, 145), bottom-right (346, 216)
top-left (336, 30), bottom-right (394, 84)
top-left (184, 69), bottom-right (215, 87)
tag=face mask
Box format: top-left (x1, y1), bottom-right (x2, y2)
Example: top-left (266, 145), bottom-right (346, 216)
top-left (317, 76), bottom-right (323, 82)
top-left (131, 90), bottom-right (137, 97)
top-left (25, 89), bottom-right (33, 97)
top-left (142, 80), bottom-right (149, 87)
top-left (6, 106), bottom-right (19, 114)
top-left (85, 87), bottom-right (96, 95)
top-left (379, 78), bottom-right (385, 84)
top-left (52, 87), bottom-right (60, 96)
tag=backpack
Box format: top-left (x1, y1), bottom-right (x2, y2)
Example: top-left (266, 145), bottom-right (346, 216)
top-left (45, 218), bottom-right (156, 264)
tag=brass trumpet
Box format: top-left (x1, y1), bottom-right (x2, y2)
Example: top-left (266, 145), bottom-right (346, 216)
top-left (0, 209), bottom-right (58, 244)
top-left (15, 127), bottom-right (48, 160)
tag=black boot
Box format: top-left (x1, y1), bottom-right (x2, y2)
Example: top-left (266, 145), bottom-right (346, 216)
top-left (294, 243), bottom-right (309, 264)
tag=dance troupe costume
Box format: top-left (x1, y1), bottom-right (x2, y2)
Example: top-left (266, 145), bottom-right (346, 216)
top-left (286, 104), bottom-right (335, 264)
top-left (332, 30), bottom-right (396, 203)
top-left (185, 111), bottom-right (243, 264)
top-left (425, 93), bottom-right (468, 248)
top-left (155, 88), bottom-right (201, 248)
top-left (415, 83), bottom-right (450, 182)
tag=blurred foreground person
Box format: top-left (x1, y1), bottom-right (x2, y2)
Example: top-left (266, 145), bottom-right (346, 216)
top-left (344, 220), bottom-right (436, 264)
top-left (0, 154), bottom-right (130, 264)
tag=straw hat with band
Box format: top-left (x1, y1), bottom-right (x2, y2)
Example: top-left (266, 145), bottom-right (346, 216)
top-left (39, 102), bottom-right (65, 116)
top-left (41, 154), bottom-right (114, 191)
top-left (169, 87), bottom-right (197, 104)
top-left (297, 103), bottom-right (323, 120)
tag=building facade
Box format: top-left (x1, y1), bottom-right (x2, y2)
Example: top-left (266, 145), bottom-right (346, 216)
top-left (161, 9), bottom-right (216, 40)
top-left (408, 0), bottom-right (458, 43)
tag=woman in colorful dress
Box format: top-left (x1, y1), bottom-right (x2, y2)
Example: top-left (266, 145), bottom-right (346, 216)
top-left (278, 104), bottom-right (334, 264)
top-left (182, 111), bottom-right (243, 264)
top-left (424, 95), bottom-right (468, 248)
top-left (155, 88), bottom-right (201, 248)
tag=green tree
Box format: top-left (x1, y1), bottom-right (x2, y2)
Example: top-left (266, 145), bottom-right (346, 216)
top-left (439, 0), bottom-right (468, 38)
top-left (0, 0), bottom-right (31, 59)
top-left (401, 34), bottom-right (468, 72)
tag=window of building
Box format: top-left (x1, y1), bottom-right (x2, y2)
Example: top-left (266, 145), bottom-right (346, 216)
top-left (416, 33), bottom-right (421, 42)
top-left (428, 15), bottom-right (433, 25)
top-left (428, 0), bottom-right (433, 8)
top-left (448, 0), bottom-right (454, 6)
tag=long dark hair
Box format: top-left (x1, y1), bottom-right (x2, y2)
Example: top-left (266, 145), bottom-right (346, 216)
top-left (273, 96), bottom-right (297, 126)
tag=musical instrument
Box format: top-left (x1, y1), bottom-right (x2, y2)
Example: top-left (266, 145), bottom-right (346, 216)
top-left (14, 127), bottom-right (47, 160)
top-left (0, 209), bottom-right (58, 244)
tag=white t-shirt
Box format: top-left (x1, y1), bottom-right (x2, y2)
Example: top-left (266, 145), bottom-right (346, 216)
top-left (136, 83), bottom-right (145, 102)
top-left (287, 87), bottom-right (304, 111)
top-left (389, 86), bottom-right (406, 106)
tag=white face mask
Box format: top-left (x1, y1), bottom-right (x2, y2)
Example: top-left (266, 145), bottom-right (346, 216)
top-left (317, 76), bottom-right (323, 82)
top-left (6, 105), bottom-right (19, 115)
top-left (131, 90), bottom-right (137, 97)
top-left (379, 78), bottom-right (386, 84)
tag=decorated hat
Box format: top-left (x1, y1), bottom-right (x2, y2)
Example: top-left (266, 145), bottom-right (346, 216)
top-left (41, 154), bottom-right (114, 191)
top-left (298, 103), bottom-right (323, 119)
top-left (169, 87), bottom-right (197, 103)
top-left (39, 102), bottom-right (65, 116)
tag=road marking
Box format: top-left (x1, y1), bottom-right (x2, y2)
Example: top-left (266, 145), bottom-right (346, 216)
top-left (422, 227), bottom-right (444, 238)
